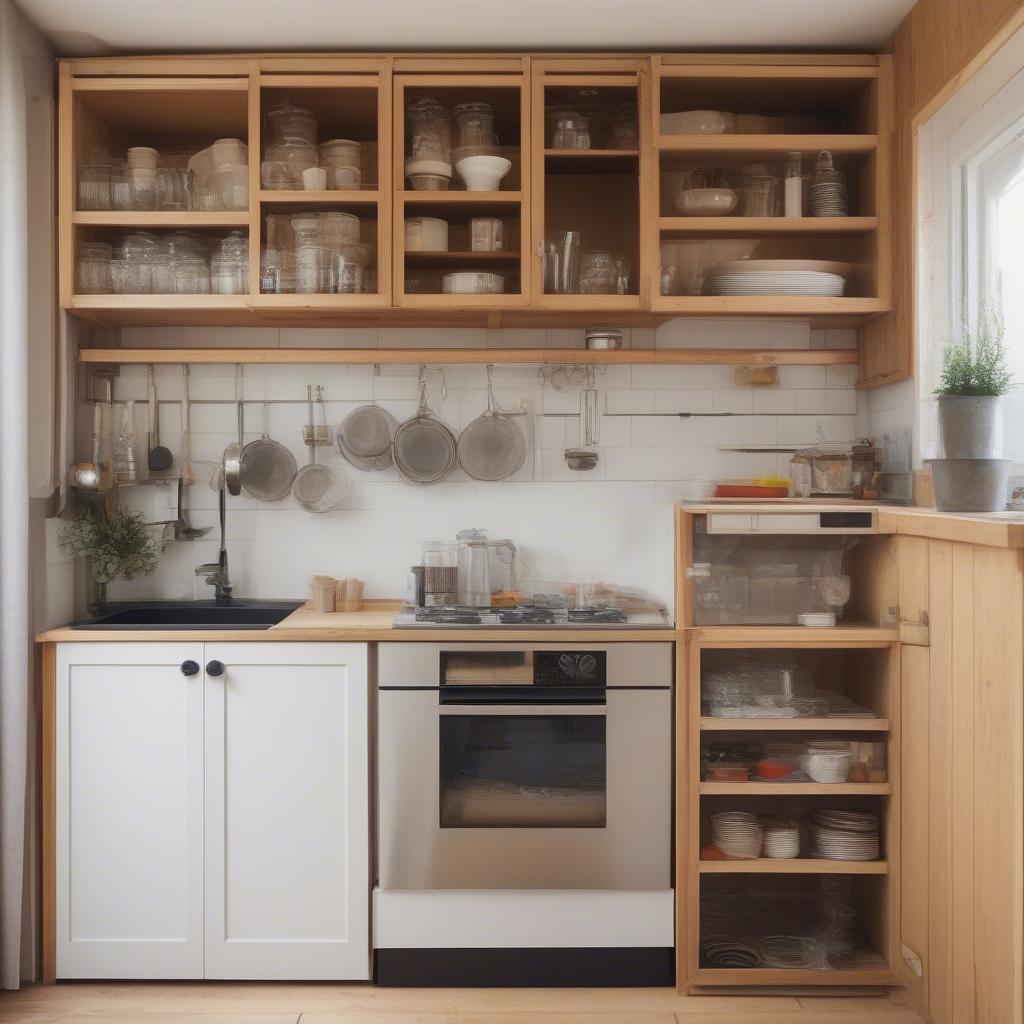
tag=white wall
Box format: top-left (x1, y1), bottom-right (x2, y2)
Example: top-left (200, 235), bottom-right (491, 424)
top-left (91, 320), bottom-right (861, 612)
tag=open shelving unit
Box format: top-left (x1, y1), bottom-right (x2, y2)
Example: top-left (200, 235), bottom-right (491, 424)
top-left (651, 56), bottom-right (892, 322)
top-left (58, 51), bottom-right (895, 359)
top-left (675, 506), bottom-right (901, 992)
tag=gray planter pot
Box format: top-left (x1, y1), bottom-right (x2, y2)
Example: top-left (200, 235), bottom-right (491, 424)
top-left (928, 458), bottom-right (1010, 512)
top-left (937, 394), bottom-right (1003, 458)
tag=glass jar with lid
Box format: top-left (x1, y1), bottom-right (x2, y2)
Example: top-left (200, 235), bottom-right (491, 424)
top-left (577, 251), bottom-right (618, 294)
top-left (453, 101), bottom-right (496, 159)
top-left (76, 241), bottom-right (112, 294)
top-left (550, 108), bottom-right (589, 150)
top-left (406, 97), bottom-right (453, 190)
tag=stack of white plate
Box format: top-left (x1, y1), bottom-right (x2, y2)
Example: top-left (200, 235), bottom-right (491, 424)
top-left (703, 259), bottom-right (850, 298)
top-left (810, 181), bottom-right (848, 217)
top-left (812, 809), bottom-right (880, 861)
top-left (711, 811), bottom-right (763, 859)
top-left (763, 822), bottom-right (801, 859)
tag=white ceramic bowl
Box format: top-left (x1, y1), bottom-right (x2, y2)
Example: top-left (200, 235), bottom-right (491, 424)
top-left (442, 271), bottom-right (505, 295)
top-left (673, 187), bottom-right (738, 217)
top-left (455, 155), bottom-right (512, 192)
top-left (800, 751), bottom-right (854, 784)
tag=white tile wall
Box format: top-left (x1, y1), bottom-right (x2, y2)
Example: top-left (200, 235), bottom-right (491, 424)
top-left (99, 320), bottom-right (862, 611)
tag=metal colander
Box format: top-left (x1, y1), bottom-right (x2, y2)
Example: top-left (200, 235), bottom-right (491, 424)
top-left (240, 402), bottom-right (297, 501)
top-left (457, 364), bottom-right (526, 481)
top-left (392, 368), bottom-right (457, 485)
top-left (337, 404), bottom-right (397, 471)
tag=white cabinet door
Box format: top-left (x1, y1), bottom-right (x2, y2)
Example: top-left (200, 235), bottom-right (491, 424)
top-left (55, 642), bottom-right (204, 979)
top-left (203, 643), bottom-right (369, 980)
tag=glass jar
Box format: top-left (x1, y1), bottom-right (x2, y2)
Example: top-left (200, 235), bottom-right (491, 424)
top-left (172, 253), bottom-right (211, 294)
top-left (78, 151), bottom-right (112, 210)
top-left (607, 101), bottom-right (638, 150)
top-left (453, 101), bottom-right (495, 152)
top-left (740, 165), bottom-right (780, 217)
top-left (577, 251), bottom-right (617, 294)
top-left (295, 243), bottom-right (327, 294)
top-left (334, 243), bottom-right (372, 294)
top-left (550, 108), bottom-right (589, 150)
top-left (111, 232), bottom-right (157, 294)
top-left (76, 241), bottom-right (113, 294)
top-left (260, 245), bottom-right (296, 294)
top-left (407, 97), bottom-right (452, 164)
top-left (320, 138), bottom-right (362, 189)
top-left (110, 159), bottom-right (133, 211)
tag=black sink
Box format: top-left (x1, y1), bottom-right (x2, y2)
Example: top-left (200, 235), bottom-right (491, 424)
top-left (72, 600), bottom-right (302, 630)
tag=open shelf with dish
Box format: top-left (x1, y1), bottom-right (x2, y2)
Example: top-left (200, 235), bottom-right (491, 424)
top-left (530, 64), bottom-right (651, 309)
top-left (651, 58), bottom-right (890, 318)
top-left (393, 74), bottom-right (529, 307)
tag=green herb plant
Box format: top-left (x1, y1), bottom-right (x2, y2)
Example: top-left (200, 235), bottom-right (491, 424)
top-left (936, 307), bottom-right (1015, 397)
top-left (61, 504), bottom-right (159, 584)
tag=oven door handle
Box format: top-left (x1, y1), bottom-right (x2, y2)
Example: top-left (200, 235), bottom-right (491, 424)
top-left (437, 704), bottom-right (606, 717)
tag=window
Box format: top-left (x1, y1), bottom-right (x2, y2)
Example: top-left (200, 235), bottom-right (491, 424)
top-left (973, 127), bottom-right (1024, 461)
top-left (917, 23), bottom-right (1024, 468)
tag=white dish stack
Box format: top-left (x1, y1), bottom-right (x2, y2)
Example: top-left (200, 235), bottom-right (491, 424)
top-left (762, 821), bottom-right (801, 859)
top-left (811, 809), bottom-right (880, 861)
top-left (711, 811), bottom-right (764, 859)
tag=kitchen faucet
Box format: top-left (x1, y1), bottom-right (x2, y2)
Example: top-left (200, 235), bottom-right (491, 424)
top-left (195, 473), bottom-right (233, 603)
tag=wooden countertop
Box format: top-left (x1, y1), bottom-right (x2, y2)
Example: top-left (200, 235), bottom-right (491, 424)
top-left (35, 603), bottom-right (679, 643)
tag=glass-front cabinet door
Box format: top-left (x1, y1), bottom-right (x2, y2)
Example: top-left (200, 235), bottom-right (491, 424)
top-left (529, 61), bottom-right (652, 311)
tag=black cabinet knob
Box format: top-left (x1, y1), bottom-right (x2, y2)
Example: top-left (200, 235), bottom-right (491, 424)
top-left (180, 660), bottom-right (200, 677)
top-left (206, 660), bottom-right (225, 677)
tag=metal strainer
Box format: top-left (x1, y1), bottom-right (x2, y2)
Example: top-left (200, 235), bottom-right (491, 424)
top-left (292, 385), bottom-right (351, 513)
top-left (393, 367), bottom-right (457, 485)
top-left (337, 403), bottom-right (397, 471)
top-left (240, 402), bottom-right (297, 501)
top-left (457, 364), bottom-right (526, 481)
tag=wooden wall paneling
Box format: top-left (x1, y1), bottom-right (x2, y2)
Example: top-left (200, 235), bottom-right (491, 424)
top-left (949, 542), bottom-right (978, 1024)
top-left (971, 545), bottom-right (1024, 1024)
top-left (896, 535), bottom-right (930, 1014)
top-left (926, 540), bottom-right (954, 1024)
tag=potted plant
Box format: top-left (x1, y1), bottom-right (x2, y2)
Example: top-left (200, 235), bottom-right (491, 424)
top-left (61, 502), bottom-right (159, 614)
top-left (935, 308), bottom-right (1014, 458)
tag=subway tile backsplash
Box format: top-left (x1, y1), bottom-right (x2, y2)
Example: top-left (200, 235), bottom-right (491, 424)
top-left (102, 321), bottom-right (863, 611)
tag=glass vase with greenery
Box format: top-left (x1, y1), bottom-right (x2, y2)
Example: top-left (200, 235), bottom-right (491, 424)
top-left (61, 503), bottom-right (159, 614)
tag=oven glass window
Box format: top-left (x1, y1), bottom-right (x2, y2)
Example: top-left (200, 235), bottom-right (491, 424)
top-left (439, 715), bottom-right (607, 828)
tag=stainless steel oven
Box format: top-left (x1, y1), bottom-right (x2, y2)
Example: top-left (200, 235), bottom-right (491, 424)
top-left (377, 642), bottom-right (673, 891)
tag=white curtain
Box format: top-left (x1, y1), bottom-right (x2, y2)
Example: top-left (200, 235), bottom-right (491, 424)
top-left (0, 0), bottom-right (33, 990)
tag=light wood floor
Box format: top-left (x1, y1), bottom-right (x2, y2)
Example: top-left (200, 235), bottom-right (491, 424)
top-left (0, 983), bottom-right (924, 1024)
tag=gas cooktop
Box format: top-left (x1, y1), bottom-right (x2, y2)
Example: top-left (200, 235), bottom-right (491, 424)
top-left (392, 603), bottom-right (670, 629)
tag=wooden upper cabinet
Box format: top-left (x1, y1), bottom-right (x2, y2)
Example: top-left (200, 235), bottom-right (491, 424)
top-left (529, 59), bottom-right (653, 312)
top-left (57, 52), bottom-right (894, 352)
top-left (392, 69), bottom-right (530, 308)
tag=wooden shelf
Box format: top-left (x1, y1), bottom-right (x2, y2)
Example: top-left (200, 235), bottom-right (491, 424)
top-left (73, 211), bottom-right (250, 227)
top-left (544, 149), bottom-right (640, 172)
top-left (699, 782), bottom-right (891, 796)
top-left (687, 624), bottom-right (899, 645)
top-left (699, 858), bottom-right (888, 874)
top-left (699, 717), bottom-right (889, 732)
top-left (78, 346), bottom-right (860, 366)
top-left (690, 966), bottom-right (900, 988)
top-left (400, 190), bottom-right (522, 204)
top-left (71, 295), bottom-right (249, 312)
top-left (651, 296), bottom-right (888, 317)
top-left (259, 190), bottom-right (380, 205)
top-left (657, 133), bottom-right (878, 155)
top-left (404, 250), bottom-right (521, 267)
top-left (659, 216), bottom-right (879, 234)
